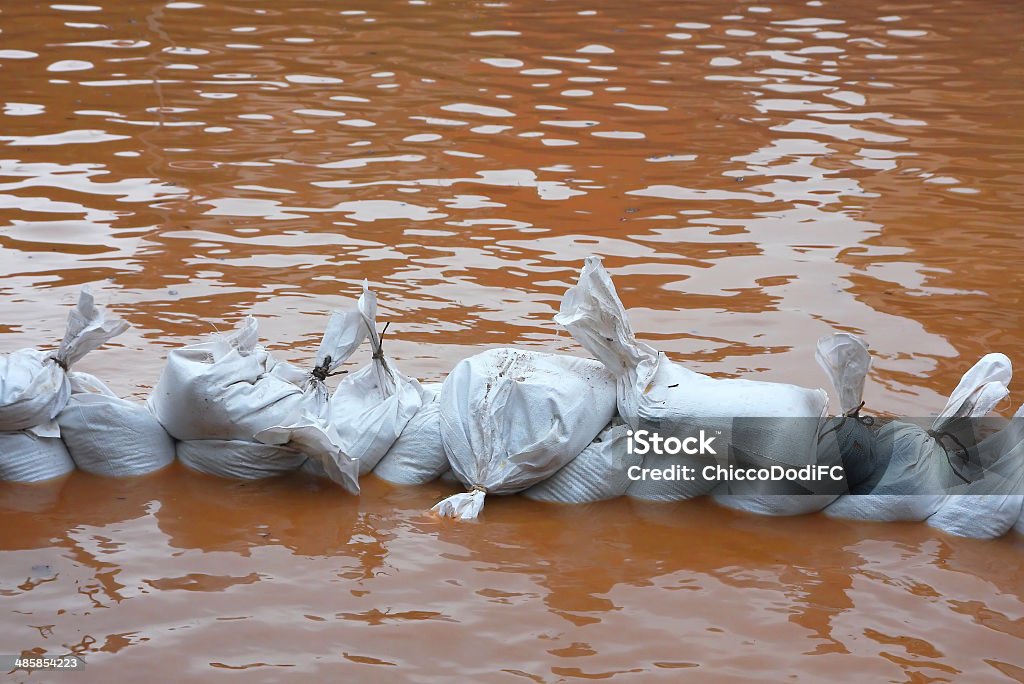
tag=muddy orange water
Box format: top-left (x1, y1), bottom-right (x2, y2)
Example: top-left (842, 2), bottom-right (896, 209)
top-left (1, 0), bottom-right (1023, 681)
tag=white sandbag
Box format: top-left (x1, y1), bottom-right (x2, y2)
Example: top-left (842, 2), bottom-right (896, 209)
top-left (329, 284), bottom-right (424, 476)
top-left (928, 404), bottom-right (1024, 539)
top-left (0, 424), bottom-right (75, 482)
top-left (177, 439), bottom-right (307, 479)
top-left (522, 423), bottom-right (636, 504)
top-left (825, 353), bottom-right (1012, 522)
top-left (372, 383), bottom-right (448, 485)
top-left (712, 333), bottom-right (875, 517)
top-left (150, 304), bottom-right (367, 493)
top-left (432, 348), bottom-right (617, 520)
top-left (555, 257), bottom-right (827, 502)
top-left (0, 288), bottom-right (127, 432)
top-left (56, 372), bottom-right (174, 477)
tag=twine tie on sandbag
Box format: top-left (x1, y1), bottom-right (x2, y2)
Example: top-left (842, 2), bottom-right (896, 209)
top-left (47, 354), bottom-right (69, 373)
top-left (371, 321), bottom-right (391, 361)
top-left (927, 428), bottom-right (973, 484)
top-left (471, 484), bottom-right (488, 494)
top-left (310, 355), bottom-right (349, 383)
top-left (817, 401), bottom-right (873, 444)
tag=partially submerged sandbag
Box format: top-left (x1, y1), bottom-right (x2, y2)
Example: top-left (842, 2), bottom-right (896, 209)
top-left (372, 383), bottom-right (448, 485)
top-left (150, 305), bottom-right (366, 493)
top-left (432, 348), bottom-right (617, 519)
top-left (57, 372), bottom-right (174, 477)
top-left (713, 333), bottom-right (874, 517)
top-left (927, 404), bottom-right (1024, 539)
top-left (0, 424), bottom-right (74, 482)
top-left (825, 353), bottom-right (1012, 522)
top-left (329, 284), bottom-right (424, 476)
top-left (555, 256), bottom-right (828, 502)
top-left (522, 422), bottom-right (636, 504)
top-left (177, 439), bottom-right (307, 480)
top-left (0, 287), bottom-right (127, 432)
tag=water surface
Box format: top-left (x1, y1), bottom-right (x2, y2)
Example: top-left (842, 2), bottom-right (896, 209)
top-left (1, 0), bottom-right (1022, 680)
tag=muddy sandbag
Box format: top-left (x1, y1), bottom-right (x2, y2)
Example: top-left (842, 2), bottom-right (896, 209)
top-left (712, 333), bottom-right (873, 517)
top-left (372, 383), bottom-right (447, 485)
top-left (329, 283), bottom-right (424, 476)
top-left (927, 404), bottom-right (1024, 539)
top-left (432, 348), bottom-right (617, 520)
top-left (0, 424), bottom-right (75, 482)
top-left (555, 257), bottom-right (827, 502)
top-left (56, 372), bottom-right (174, 477)
top-left (825, 353), bottom-right (1012, 522)
top-left (149, 307), bottom-right (365, 493)
top-left (0, 287), bottom-right (127, 433)
top-left (522, 422), bottom-right (636, 504)
top-left (177, 439), bottom-right (307, 480)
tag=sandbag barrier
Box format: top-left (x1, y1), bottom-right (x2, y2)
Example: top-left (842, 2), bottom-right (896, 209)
top-left (2, 259), bottom-right (1022, 541)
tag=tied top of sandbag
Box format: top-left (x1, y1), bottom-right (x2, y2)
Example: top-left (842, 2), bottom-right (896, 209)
top-left (555, 256), bottom-right (659, 379)
top-left (816, 333), bottom-right (871, 416)
top-left (52, 287), bottom-right (129, 370)
top-left (309, 289), bottom-right (372, 385)
top-left (933, 352), bottom-right (1012, 431)
top-left (352, 280), bottom-right (400, 391)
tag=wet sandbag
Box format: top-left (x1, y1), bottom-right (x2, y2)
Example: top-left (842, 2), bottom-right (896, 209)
top-left (712, 333), bottom-right (874, 517)
top-left (0, 287), bottom-right (127, 432)
top-left (432, 348), bottom-right (617, 520)
top-left (0, 424), bottom-right (75, 482)
top-left (372, 383), bottom-right (448, 485)
top-left (57, 372), bottom-right (174, 477)
top-left (177, 439), bottom-right (307, 480)
top-left (927, 405), bottom-right (1024, 539)
top-left (150, 307), bottom-right (365, 493)
top-left (825, 353), bottom-right (1012, 522)
top-left (522, 422), bottom-right (636, 504)
top-left (556, 257), bottom-right (827, 502)
top-left (329, 283), bottom-right (424, 476)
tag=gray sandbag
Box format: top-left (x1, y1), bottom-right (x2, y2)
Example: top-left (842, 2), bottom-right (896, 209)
top-left (826, 353), bottom-right (1012, 522)
top-left (928, 405), bottom-right (1024, 539)
top-left (713, 333), bottom-right (872, 517)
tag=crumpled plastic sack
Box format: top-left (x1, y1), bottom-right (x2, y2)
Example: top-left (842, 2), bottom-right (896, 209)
top-left (0, 423), bottom-right (75, 482)
top-left (555, 256), bottom-right (828, 502)
top-left (432, 348), bottom-right (617, 520)
top-left (0, 288), bottom-right (128, 433)
top-left (712, 333), bottom-right (873, 517)
top-left (56, 372), bottom-right (175, 477)
top-left (177, 439), bottom-right (307, 480)
top-left (927, 403), bottom-right (1024, 539)
top-left (329, 284), bottom-right (424, 476)
top-left (825, 353), bottom-right (1012, 522)
top-left (371, 383), bottom-right (448, 485)
top-left (150, 305), bottom-right (365, 493)
top-left (522, 422), bottom-right (636, 504)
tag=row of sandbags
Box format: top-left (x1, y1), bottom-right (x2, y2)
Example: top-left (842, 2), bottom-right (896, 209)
top-left (2, 260), bottom-right (1022, 540)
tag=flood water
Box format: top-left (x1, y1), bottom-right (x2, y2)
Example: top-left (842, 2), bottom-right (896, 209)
top-left (1, 0), bottom-right (1022, 680)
